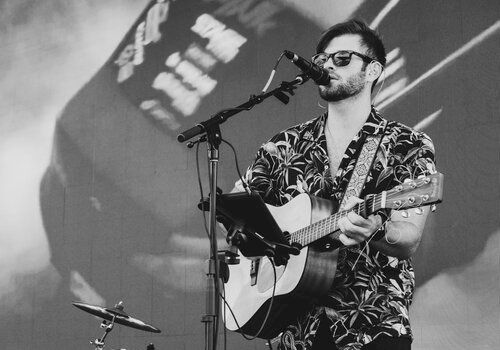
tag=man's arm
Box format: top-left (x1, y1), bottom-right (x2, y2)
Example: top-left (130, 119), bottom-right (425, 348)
top-left (371, 209), bottom-right (428, 259)
top-left (338, 197), bottom-right (429, 259)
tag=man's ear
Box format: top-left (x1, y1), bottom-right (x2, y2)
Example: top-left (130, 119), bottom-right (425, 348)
top-left (367, 61), bottom-right (383, 82)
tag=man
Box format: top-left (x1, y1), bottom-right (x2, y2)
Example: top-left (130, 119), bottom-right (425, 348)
top-left (234, 19), bottom-right (436, 349)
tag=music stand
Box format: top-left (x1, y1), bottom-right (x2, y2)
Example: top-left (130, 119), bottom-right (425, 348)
top-left (217, 192), bottom-right (291, 258)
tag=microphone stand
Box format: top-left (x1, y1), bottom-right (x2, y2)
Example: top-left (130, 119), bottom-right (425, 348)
top-left (177, 74), bottom-right (309, 350)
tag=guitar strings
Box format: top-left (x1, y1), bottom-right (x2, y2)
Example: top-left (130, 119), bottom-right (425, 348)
top-left (290, 190), bottom-right (427, 248)
top-left (290, 197), bottom-right (379, 246)
top-left (291, 172), bottom-right (434, 245)
top-left (351, 213), bottom-right (390, 269)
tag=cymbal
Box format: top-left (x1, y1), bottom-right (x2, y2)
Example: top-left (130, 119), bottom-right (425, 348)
top-left (72, 301), bottom-right (161, 333)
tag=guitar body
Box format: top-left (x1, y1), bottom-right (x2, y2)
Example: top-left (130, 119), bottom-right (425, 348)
top-left (223, 193), bottom-right (340, 339)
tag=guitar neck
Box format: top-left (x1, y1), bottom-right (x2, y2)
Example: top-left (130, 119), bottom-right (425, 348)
top-left (290, 193), bottom-right (384, 247)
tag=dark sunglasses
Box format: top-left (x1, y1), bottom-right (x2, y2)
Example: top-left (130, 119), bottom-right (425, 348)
top-left (312, 50), bottom-right (375, 67)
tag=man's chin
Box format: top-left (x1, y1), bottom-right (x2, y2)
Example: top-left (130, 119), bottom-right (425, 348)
top-left (320, 95), bottom-right (346, 102)
top-left (319, 88), bottom-right (345, 102)
top-left (319, 85), bottom-right (365, 102)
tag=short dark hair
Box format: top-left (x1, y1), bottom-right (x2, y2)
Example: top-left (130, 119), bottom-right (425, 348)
top-left (316, 19), bottom-right (386, 67)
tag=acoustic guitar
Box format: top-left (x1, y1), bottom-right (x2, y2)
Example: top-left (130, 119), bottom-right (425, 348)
top-left (223, 172), bottom-right (443, 339)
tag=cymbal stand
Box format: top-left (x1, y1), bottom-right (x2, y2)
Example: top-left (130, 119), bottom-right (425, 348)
top-left (90, 315), bottom-right (117, 350)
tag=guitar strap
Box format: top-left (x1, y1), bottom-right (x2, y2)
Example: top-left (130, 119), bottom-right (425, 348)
top-left (339, 120), bottom-right (387, 210)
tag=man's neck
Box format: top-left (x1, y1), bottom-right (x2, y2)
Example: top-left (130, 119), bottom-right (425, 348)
top-left (326, 92), bottom-right (372, 138)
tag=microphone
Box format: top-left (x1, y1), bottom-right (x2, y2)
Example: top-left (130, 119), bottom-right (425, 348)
top-left (284, 50), bottom-right (330, 86)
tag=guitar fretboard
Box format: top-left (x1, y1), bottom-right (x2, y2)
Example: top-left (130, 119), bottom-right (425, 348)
top-left (289, 194), bottom-right (382, 247)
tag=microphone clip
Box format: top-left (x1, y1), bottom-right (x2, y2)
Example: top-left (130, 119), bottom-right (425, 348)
top-left (272, 74), bottom-right (309, 105)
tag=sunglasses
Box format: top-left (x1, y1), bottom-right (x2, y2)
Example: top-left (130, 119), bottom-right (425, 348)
top-left (312, 50), bottom-right (375, 67)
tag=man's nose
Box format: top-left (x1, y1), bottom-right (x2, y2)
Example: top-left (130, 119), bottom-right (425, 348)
top-left (323, 57), bottom-right (336, 70)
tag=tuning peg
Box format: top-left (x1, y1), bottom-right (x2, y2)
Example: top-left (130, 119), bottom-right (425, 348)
top-left (430, 204), bottom-right (437, 212)
top-left (414, 207), bottom-right (424, 215)
top-left (403, 178), bottom-right (417, 188)
top-left (401, 210), bottom-right (409, 218)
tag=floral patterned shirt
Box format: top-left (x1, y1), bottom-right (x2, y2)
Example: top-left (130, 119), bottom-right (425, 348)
top-left (241, 107), bottom-right (436, 350)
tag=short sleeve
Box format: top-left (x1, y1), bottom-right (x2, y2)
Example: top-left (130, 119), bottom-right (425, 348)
top-left (371, 129), bottom-right (436, 227)
top-left (238, 139), bottom-right (283, 205)
top-left (398, 131), bottom-right (436, 182)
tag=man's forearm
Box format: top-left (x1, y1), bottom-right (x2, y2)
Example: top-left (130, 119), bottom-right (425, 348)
top-left (369, 219), bottom-right (423, 259)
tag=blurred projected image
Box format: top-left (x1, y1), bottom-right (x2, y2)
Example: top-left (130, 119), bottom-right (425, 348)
top-left (0, 0), bottom-right (497, 349)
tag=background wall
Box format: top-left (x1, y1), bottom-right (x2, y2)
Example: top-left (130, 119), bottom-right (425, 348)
top-left (0, 0), bottom-right (498, 349)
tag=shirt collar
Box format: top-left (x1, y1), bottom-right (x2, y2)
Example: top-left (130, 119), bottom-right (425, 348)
top-left (305, 106), bottom-right (386, 143)
top-left (360, 106), bottom-right (387, 135)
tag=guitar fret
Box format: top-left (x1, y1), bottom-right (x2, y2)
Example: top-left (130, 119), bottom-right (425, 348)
top-left (291, 202), bottom-right (366, 247)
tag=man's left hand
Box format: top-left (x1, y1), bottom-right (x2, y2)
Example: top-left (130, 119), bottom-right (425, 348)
top-left (338, 196), bottom-right (382, 246)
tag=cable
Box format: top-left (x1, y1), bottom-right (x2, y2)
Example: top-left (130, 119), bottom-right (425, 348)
top-left (196, 141), bottom-right (221, 349)
top-left (219, 257), bottom-right (278, 341)
top-left (195, 142), bottom-right (210, 238)
top-left (262, 52), bottom-right (286, 93)
top-left (221, 138), bottom-right (251, 193)
top-left (373, 68), bottom-right (386, 105)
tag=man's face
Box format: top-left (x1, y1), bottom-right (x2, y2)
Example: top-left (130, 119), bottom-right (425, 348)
top-left (317, 34), bottom-right (370, 102)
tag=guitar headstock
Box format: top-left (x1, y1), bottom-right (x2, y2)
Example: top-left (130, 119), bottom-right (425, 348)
top-left (383, 172), bottom-right (443, 211)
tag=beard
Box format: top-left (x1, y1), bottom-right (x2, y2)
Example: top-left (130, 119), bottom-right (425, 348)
top-left (319, 70), bottom-right (366, 102)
